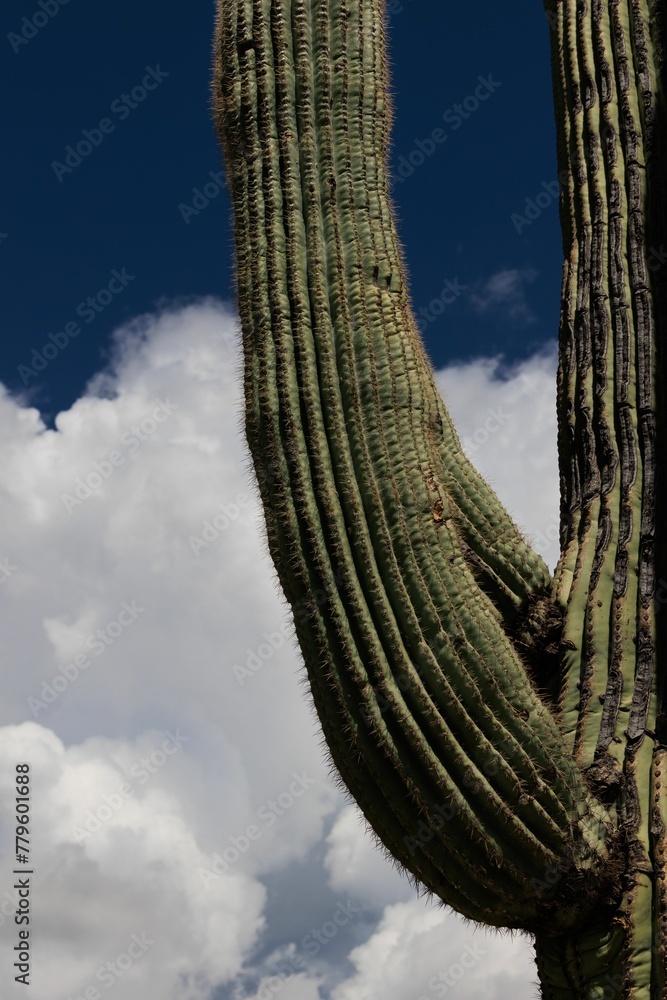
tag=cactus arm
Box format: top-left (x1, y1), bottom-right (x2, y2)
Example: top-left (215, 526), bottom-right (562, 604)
top-left (433, 392), bottom-right (553, 610)
top-left (213, 0), bottom-right (620, 935)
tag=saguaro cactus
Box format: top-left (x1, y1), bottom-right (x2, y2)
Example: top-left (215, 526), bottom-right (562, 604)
top-left (213, 0), bottom-right (666, 995)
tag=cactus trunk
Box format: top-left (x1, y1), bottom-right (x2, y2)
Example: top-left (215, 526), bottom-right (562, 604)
top-left (535, 0), bottom-right (667, 994)
top-left (213, 0), bottom-right (667, 994)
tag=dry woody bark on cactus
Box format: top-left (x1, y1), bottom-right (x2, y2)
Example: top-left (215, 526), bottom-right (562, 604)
top-left (212, 0), bottom-right (667, 995)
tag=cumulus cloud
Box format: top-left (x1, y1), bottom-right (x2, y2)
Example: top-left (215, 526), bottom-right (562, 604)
top-left (0, 721), bottom-right (266, 1000)
top-left (0, 299), bottom-right (558, 999)
top-left (0, 301), bottom-right (341, 1000)
top-left (436, 344), bottom-right (560, 569)
top-left (330, 899), bottom-right (537, 1000)
top-left (324, 805), bottom-right (414, 912)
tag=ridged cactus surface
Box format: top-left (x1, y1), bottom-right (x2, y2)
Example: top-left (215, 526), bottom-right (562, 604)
top-left (212, 0), bottom-right (667, 995)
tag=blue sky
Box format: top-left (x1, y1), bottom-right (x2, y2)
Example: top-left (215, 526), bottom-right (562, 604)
top-left (0, 5), bottom-right (563, 998)
top-left (1, 0), bottom-right (562, 427)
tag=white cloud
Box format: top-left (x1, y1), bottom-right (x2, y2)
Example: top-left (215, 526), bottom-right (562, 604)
top-left (0, 720), bottom-right (266, 1000)
top-left (324, 805), bottom-right (414, 911)
top-left (246, 971), bottom-right (324, 1000)
top-left (436, 344), bottom-right (560, 569)
top-left (0, 302), bottom-right (341, 1000)
top-left (0, 300), bottom-right (558, 999)
top-left (330, 899), bottom-right (537, 1000)
top-left (469, 268), bottom-right (538, 324)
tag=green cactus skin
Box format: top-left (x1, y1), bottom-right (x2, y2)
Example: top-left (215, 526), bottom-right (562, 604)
top-left (537, 0), bottom-right (667, 994)
top-left (212, 0), bottom-right (666, 995)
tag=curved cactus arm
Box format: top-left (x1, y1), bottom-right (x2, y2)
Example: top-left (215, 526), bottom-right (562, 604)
top-left (433, 382), bottom-right (552, 615)
top-left (212, 0), bottom-right (620, 934)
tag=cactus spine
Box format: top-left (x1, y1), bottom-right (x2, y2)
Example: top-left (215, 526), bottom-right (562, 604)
top-left (213, 0), bottom-right (667, 995)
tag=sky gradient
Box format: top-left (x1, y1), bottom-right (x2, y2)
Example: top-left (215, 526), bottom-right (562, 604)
top-left (2, 0), bottom-right (564, 426)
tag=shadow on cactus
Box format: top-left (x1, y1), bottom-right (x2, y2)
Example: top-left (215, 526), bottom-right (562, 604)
top-left (212, 0), bottom-right (667, 995)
